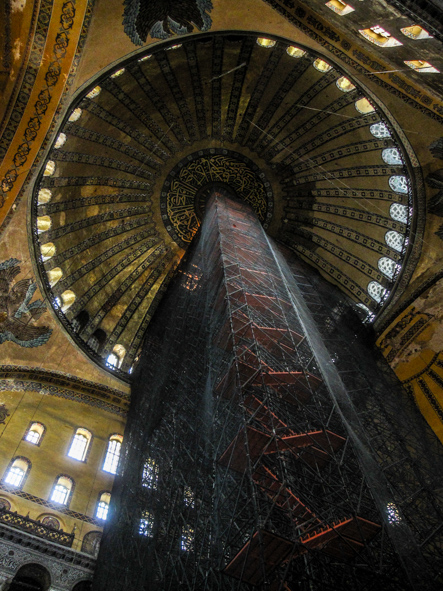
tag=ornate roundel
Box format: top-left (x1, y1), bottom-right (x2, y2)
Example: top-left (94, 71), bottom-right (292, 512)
top-left (160, 149), bottom-right (274, 247)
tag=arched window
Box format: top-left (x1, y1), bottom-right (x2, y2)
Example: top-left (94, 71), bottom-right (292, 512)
top-left (184, 486), bottom-right (195, 508)
top-left (359, 26), bottom-right (402, 47)
top-left (24, 422), bottom-right (46, 445)
top-left (370, 122), bottom-right (391, 139)
top-left (72, 311), bottom-right (89, 333)
top-left (68, 428), bottom-right (92, 462)
top-left (404, 60), bottom-right (439, 73)
top-left (43, 161), bottom-right (55, 176)
top-left (58, 289), bottom-right (76, 312)
top-left (336, 76), bottom-right (355, 92)
top-left (286, 46), bottom-right (306, 58)
top-left (378, 257), bottom-right (398, 279)
top-left (111, 68), bottom-right (125, 79)
top-left (47, 267), bottom-right (63, 287)
top-left (37, 216), bottom-right (52, 233)
top-left (54, 133), bottom-right (66, 149)
top-left (256, 38), bottom-right (276, 48)
top-left (313, 58), bottom-right (332, 73)
top-left (355, 98), bottom-right (375, 114)
top-left (4, 457), bottom-right (31, 488)
top-left (390, 203), bottom-right (409, 224)
top-left (86, 86), bottom-right (101, 99)
top-left (41, 242), bottom-right (56, 261)
top-left (68, 108), bottom-right (82, 122)
top-left (385, 230), bottom-right (406, 252)
top-left (389, 175), bottom-right (409, 194)
top-left (50, 475), bottom-right (74, 505)
top-left (96, 492), bottom-right (111, 520)
top-left (139, 510), bottom-right (154, 537)
top-left (326, 0), bottom-right (354, 16)
top-left (368, 281), bottom-right (388, 304)
top-left (103, 434), bottom-right (123, 474)
top-left (88, 329), bottom-right (106, 354)
top-left (106, 344), bottom-right (126, 369)
top-left (142, 458), bottom-right (159, 489)
top-left (180, 525), bottom-right (194, 551)
top-left (37, 188), bottom-right (52, 204)
top-left (401, 25), bottom-right (432, 40)
top-left (382, 148), bottom-right (403, 166)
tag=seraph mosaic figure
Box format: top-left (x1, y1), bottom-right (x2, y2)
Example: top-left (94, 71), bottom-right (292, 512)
top-left (123, 0), bottom-right (213, 43)
top-left (0, 258), bottom-right (52, 348)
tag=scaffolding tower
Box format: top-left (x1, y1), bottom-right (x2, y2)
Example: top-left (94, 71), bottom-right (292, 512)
top-left (93, 193), bottom-right (443, 591)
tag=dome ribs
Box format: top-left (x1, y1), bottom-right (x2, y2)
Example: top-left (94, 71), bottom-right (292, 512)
top-left (255, 70), bottom-right (339, 158)
top-left (82, 99), bottom-right (169, 162)
top-left (184, 41), bottom-right (210, 140)
top-left (235, 43), bottom-right (285, 145)
top-left (100, 78), bottom-right (178, 155)
top-left (127, 61), bottom-right (188, 146)
top-left (244, 57), bottom-right (310, 149)
top-left (52, 228), bottom-right (158, 297)
top-left (222, 36), bottom-right (255, 143)
top-left (77, 241), bottom-right (168, 335)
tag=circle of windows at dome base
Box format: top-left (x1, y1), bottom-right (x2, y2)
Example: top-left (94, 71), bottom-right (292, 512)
top-left (68, 108), bottom-right (82, 122)
top-left (390, 203), bottom-right (409, 224)
top-left (378, 256), bottom-right (399, 279)
top-left (368, 281), bottom-right (389, 304)
top-left (54, 133), bottom-right (66, 149)
top-left (257, 38), bottom-right (276, 48)
top-left (382, 148), bottom-right (403, 166)
top-left (389, 175), bottom-right (409, 194)
top-left (385, 230), bottom-right (406, 252)
top-left (336, 77), bottom-right (356, 93)
top-left (355, 302), bottom-right (375, 322)
top-left (355, 98), bottom-right (375, 114)
top-left (370, 122), bottom-right (391, 139)
top-left (313, 58), bottom-right (332, 73)
top-left (286, 46), bottom-right (306, 58)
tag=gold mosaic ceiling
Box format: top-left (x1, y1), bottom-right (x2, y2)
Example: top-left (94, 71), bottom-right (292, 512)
top-left (31, 32), bottom-right (420, 378)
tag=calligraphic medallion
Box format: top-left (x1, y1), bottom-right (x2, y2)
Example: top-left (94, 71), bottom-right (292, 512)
top-left (160, 149), bottom-right (273, 247)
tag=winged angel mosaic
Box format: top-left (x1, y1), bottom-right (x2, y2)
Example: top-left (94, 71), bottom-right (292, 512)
top-left (123, 0), bottom-right (213, 43)
top-left (0, 258), bottom-right (52, 348)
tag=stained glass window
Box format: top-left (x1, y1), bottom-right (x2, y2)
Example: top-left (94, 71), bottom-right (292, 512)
top-left (180, 525), bottom-right (194, 551)
top-left (96, 492), bottom-right (111, 520)
top-left (139, 510), bottom-right (154, 537)
top-left (68, 428), bottom-right (92, 461)
top-left (142, 458), bottom-right (159, 489)
top-left (368, 281), bottom-right (388, 303)
top-left (378, 257), bottom-right (398, 279)
top-left (370, 122), bottom-right (391, 139)
top-left (385, 230), bottom-right (405, 252)
top-left (389, 176), bottom-right (409, 194)
top-left (51, 476), bottom-right (73, 505)
top-left (382, 148), bottom-right (402, 166)
top-left (390, 203), bottom-right (409, 224)
top-left (103, 435), bottom-right (123, 474)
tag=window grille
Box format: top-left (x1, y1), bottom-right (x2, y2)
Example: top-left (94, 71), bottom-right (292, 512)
top-left (390, 203), bottom-right (409, 224)
top-left (389, 176), bottom-right (409, 194)
top-left (382, 148), bottom-right (402, 166)
top-left (385, 230), bottom-right (405, 252)
top-left (378, 257), bottom-right (398, 279)
top-left (367, 281), bottom-right (388, 303)
top-left (370, 122), bottom-right (391, 138)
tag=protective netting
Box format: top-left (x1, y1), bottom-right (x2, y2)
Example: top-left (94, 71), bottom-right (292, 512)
top-left (93, 194), bottom-right (443, 591)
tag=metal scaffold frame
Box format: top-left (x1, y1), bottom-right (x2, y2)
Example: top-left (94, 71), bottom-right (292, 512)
top-left (93, 194), bottom-right (443, 591)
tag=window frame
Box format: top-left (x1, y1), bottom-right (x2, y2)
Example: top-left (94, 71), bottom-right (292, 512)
top-left (50, 474), bottom-right (74, 507)
top-left (96, 491), bottom-right (111, 521)
top-left (3, 457), bottom-right (32, 490)
top-left (24, 422), bottom-right (46, 447)
top-left (102, 434), bottom-right (123, 475)
top-left (67, 427), bottom-right (93, 463)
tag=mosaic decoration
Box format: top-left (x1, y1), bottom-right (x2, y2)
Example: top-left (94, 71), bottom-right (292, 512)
top-left (0, 259), bottom-right (52, 348)
top-left (0, 404), bottom-right (9, 425)
top-left (161, 150), bottom-right (273, 246)
top-left (123, 0), bottom-right (213, 43)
